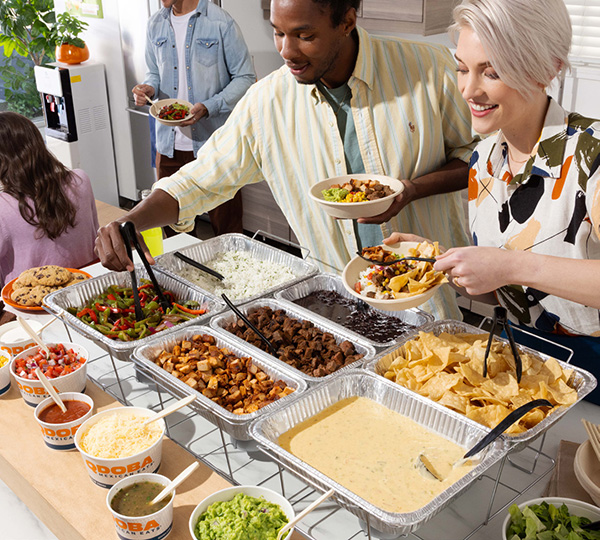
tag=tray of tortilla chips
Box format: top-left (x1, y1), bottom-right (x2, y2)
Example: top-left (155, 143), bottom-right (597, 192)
top-left (341, 241), bottom-right (448, 311)
top-left (365, 320), bottom-right (596, 449)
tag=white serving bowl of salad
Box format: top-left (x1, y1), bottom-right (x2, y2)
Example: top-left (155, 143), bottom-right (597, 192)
top-left (309, 173), bottom-right (404, 219)
top-left (341, 241), bottom-right (445, 311)
top-left (189, 485), bottom-right (295, 540)
top-left (502, 497), bottom-right (600, 540)
top-left (150, 98), bottom-right (193, 126)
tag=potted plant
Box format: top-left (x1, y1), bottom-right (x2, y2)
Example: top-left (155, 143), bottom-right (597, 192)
top-left (52, 11), bottom-right (89, 65)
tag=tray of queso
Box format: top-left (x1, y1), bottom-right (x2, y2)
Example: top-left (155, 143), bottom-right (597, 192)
top-left (365, 320), bottom-right (597, 451)
top-left (250, 369), bottom-right (509, 536)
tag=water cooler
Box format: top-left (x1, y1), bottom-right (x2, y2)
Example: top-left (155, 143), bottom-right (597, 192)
top-left (34, 62), bottom-right (120, 205)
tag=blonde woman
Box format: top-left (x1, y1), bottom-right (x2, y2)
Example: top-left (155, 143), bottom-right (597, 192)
top-left (386, 0), bottom-right (600, 400)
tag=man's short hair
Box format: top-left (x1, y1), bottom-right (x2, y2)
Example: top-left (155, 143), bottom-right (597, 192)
top-left (312, 0), bottom-right (361, 27)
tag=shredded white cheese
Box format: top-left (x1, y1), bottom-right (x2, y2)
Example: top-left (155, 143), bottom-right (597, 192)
top-left (80, 413), bottom-right (163, 458)
top-left (177, 251), bottom-right (297, 300)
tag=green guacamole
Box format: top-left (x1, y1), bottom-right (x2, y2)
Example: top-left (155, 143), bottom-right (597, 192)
top-left (322, 187), bottom-right (349, 202)
top-left (194, 493), bottom-right (289, 540)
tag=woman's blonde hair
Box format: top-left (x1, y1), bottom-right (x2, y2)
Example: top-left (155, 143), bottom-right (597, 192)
top-left (449, 0), bottom-right (572, 97)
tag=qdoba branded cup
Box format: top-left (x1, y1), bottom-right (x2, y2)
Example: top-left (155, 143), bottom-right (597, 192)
top-left (74, 406), bottom-right (165, 488)
top-left (107, 473), bottom-right (174, 540)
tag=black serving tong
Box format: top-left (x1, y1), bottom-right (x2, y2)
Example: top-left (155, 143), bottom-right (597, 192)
top-left (419, 398), bottom-right (553, 481)
top-left (220, 293), bottom-right (279, 356)
top-left (174, 251), bottom-right (224, 281)
top-left (356, 251), bottom-right (436, 265)
top-left (120, 222), bottom-right (172, 315)
top-left (483, 306), bottom-right (523, 383)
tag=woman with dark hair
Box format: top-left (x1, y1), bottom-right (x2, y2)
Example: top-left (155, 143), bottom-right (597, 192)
top-left (0, 111), bottom-right (99, 287)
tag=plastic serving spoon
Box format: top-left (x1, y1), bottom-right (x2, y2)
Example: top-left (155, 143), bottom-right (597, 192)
top-left (148, 461), bottom-right (200, 506)
top-left (418, 398), bottom-right (554, 481)
top-left (277, 489), bottom-right (335, 540)
top-left (17, 316), bottom-right (50, 356)
top-left (34, 367), bottom-right (67, 413)
top-left (142, 394), bottom-right (196, 427)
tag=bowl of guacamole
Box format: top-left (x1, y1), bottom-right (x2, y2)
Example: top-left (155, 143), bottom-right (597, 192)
top-left (189, 486), bottom-right (295, 540)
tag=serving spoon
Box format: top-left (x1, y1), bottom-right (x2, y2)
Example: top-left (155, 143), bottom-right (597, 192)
top-left (418, 398), bottom-right (554, 481)
top-left (34, 367), bottom-right (67, 414)
top-left (276, 488), bottom-right (335, 540)
top-left (148, 461), bottom-right (199, 506)
top-left (143, 394), bottom-right (196, 427)
top-left (17, 316), bottom-right (50, 356)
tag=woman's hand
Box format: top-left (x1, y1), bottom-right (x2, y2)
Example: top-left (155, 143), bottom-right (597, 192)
top-left (434, 246), bottom-right (511, 294)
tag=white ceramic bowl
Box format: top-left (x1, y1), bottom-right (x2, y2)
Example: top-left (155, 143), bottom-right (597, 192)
top-left (502, 496), bottom-right (600, 539)
top-left (0, 319), bottom-right (44, 357)
top-left (309, 173), bottom-right (404, 219)
top-left (188, 485), bottom-right (295, 540)
top-left (342, 241), bottom-right (444, 311)
top-left (0, 351), bottom-right (12, 396)
top-left (74, 406), bottom-right (166, 489)
top-left (34, 392), bottom-right (95, 451)
top-left (149, 98), bottom-right (193, 126)
top-left (10, 343), bottom-right (88, 407)
top-left (107, 473), bottom-right (174, 540)
top-left (574, 439), bottom-right (600, 506)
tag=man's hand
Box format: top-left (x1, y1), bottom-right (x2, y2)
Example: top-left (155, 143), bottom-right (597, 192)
top-left (95, 220), bottom-right (155, 272)
top-left (383, 231), bottom-right (431, 246)
top-left (132, 84), bottom-right (155, 107)
top-left (357, 179), bottom-right (416, 224)
top-left (179, 103), bottom-right (209, 126)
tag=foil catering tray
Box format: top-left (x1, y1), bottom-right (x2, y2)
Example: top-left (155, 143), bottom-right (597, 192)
top-left (132, 325), bottom-right (307, 441)
top-left (365, 319), bottom-right (597, 451)
top-left (210, 298), bottom-right (376, 385)
top-left (43, 265), bottom-right (223, 362)
top-left (154, 233), bottom-right (318, 305)
top-left (250, 369), bottom-right (509, 536)
top-left (274, 272), bottom-right (433, 348)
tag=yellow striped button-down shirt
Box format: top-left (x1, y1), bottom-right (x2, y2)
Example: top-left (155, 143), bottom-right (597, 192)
top-left (156, 26), bottom-right (476, 320)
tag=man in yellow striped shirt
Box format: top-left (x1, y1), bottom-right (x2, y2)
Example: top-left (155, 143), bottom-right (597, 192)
top-left (96, 0), bottom-right (477, 320)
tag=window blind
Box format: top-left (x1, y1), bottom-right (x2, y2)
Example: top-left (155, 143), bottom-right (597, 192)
top-left (564, 0), bottom-right (600, 63)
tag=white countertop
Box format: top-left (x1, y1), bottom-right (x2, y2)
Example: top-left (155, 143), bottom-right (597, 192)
top-left (1, 232), bottom-right (599, 540)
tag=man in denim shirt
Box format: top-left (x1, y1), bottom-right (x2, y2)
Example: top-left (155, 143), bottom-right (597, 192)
top-left (133, 0), bottom-right (255, 235)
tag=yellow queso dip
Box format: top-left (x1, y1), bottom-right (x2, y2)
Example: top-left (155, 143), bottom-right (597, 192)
top-left (278, 396), bottom-right (473, 513)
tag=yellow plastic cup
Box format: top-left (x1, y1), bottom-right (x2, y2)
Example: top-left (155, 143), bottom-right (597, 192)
top-left (141, 228), bottom-right (164, 257)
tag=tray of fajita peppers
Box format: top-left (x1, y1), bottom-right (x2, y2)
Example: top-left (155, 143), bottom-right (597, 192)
top-left (66, 280), bottom-right (206, 341)
top-left (43, 266), bottom-right (224, 361)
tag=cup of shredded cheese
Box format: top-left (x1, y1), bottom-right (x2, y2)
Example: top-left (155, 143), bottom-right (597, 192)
top-left (0, 351), bottom-right (12, 396)
top-left (74, 406), bottom-right (166, 488)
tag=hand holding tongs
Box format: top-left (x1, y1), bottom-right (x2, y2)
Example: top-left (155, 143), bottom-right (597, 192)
top-left (483, 306), bottom-right (522, 383)
top-left (119, 222), bottom-right (172, 319)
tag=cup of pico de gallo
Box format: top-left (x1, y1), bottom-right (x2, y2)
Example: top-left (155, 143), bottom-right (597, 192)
top-left (34, 391), bottom-right (94, 450)
top-left (10, 342), bottom-right (88, 407)
top-left (0, 351), bottom-right (12, 396)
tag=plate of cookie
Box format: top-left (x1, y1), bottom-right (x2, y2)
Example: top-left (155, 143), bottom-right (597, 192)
top-left (2, 266), bottom-right (92, 311)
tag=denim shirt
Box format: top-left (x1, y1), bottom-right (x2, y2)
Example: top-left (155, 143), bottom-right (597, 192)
top-left (143, 0), bottom-right (255, 157)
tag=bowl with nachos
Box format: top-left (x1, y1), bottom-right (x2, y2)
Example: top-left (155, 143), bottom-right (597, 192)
top-left (342, 241), bottom-right (447, 311)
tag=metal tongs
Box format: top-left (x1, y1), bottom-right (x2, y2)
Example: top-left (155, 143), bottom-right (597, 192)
top-left (356, 251), bottom-right (436, 265)
top-left (483, 306), bottom-right (522, 383)
top-left (119, 221), bottom-right (172, 321)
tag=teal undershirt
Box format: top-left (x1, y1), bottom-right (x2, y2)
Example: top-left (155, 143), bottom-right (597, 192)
top-left (316, 82), bottom-right (383, 251)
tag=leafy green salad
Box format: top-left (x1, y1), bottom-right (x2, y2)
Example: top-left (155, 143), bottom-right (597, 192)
top-left (507, 501), bottom-right (600, 540)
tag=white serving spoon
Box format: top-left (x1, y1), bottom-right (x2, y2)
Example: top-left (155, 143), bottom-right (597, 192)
top-left (148, 461), bottom-right (200, 506)
top-left (37, 318), bottom-right (57, 334)
top-left (142, 394), bottom-right (196, 427)
top-left (34, 367), bottom-right (67, 413)
top-left (17, 316), bottom-right (50, 356)
top-left (277, 489), bottom-right (335, 540)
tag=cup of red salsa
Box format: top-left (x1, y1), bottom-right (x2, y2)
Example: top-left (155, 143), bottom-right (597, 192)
top-left (11, 342), bottom-right (88, 406)
top-left (34, 392), bottom-right (94, 450)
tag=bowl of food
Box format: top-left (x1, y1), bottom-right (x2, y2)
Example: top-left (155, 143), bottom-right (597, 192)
top-left (309, 173), bottom-right (404, 219)
top-left (34, 391), bottom-right (94, 450)
top-left (107, 473), bottom-right (174, 540)
top-left (342, 241), bottom-right (447, 311)
top-left (0, 351), bottom-right (12, 396)
top-left (11, 342), bottom-right (88, 406)
top-left (502, 497), bottom-right (600, 539)
top-left (74, 406), bottom-right (165, 488)
top-left (150, 98), bottom-right (193, 126)
top-left (574, 440), bottom-right (600, 506)
top-left (189, 485), bottom-right (294, 540)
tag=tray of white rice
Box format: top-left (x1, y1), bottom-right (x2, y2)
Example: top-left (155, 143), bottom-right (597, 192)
top-left (154, 233), bottom-right (318, 305)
